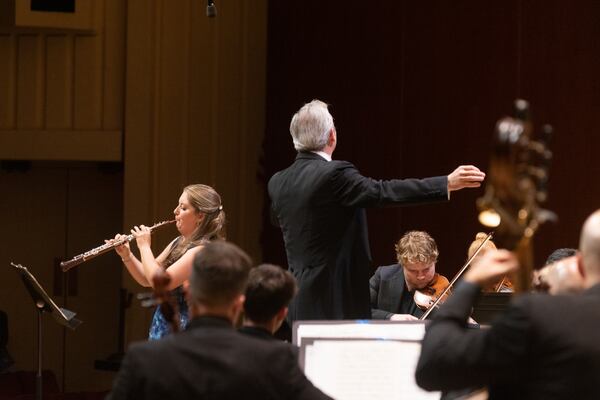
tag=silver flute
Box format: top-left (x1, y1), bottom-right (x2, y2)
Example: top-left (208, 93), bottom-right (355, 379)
top-left (60, 220), bottom-right (175, 272)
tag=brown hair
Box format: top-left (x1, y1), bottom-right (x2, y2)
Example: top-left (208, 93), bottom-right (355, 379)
top-left (395, 231), bottom-right (438, 265)
top-left (189, 241), bottom-right (253, 307)
top-left (467, 232), bottom-right (497, 259)
top-left (164, 184), bottom-right (226, 267)
top-left (244, 264), bottom-right (298, 324)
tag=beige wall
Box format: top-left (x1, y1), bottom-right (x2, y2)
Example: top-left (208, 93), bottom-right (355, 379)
top-left (123, 0), bottom-right (267, 342)
top-left (0, 0), bottom-right (267, 392)
top-left (0, 0), bottom-right (125, 161)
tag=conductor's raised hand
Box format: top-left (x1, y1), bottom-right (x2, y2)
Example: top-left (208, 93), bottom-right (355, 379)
top-left (131, 225), bottom-right (152, 249)
top-left (447, 165), bottom-right (486, 192)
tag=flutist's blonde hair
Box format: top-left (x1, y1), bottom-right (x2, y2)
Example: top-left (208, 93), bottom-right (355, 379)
top-left (163, 184), bottom-right (226, 267)
top-left (395, 231), bottom-right (438, 266)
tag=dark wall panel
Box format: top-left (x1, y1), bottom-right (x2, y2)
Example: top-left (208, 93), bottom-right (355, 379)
top-left (263, 0), bottom-right (600, 279)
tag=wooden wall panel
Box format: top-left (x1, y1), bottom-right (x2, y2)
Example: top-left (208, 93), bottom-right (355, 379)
top-left (0, 34), bottom-right (16, 128)
top-left (187, 1), bottom-right (218, 186)
top-left (62, 167), bottom-right (122, 392)
top-left (0, 0), bottom-right (125, 160)
top-left (263, 0), bottom-right (600, 279)
top-left (238, 0), bottom-right (267, 252)
top-left (16, 35), bottom-right (44, 129)
top-left (518, 0), bottom-right (600, 255)
top-left (0, 167), bottom-right (68, 389)
top-left (45, 35), bottom-right (73, 129)
top-left (0, 163), bottom-right (122, 392)
top-left (124, 0), bottom-right (268, 342)
top-left (156, 0), bottom-right (191, 212)
top-left (102, 0), bottom-right (125, 130)
top-left (214, 0), bottom-right (244, 244)
top-left (73, 35), bottom-right (102, 130)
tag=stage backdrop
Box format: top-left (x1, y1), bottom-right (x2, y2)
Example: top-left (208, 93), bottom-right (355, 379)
top-left (261, 0), bottom-right (600, 279)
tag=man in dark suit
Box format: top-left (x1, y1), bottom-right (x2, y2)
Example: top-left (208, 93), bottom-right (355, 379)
top-left (268, 99), bottom-right (485, 322)
top-left (239, 263), bottom-right (297, 340)
top-left (107, 241), bottom-right (331, 400)
top-left (370, 231), bottom-right (442, 320)
top-left (415, 209), bottom-right (600, 399)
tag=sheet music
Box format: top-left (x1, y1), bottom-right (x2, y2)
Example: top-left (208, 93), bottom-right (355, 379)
top-left (296, 321), bottom-right (426, 346)
top-left (304, 340), bottom-right (439, 400)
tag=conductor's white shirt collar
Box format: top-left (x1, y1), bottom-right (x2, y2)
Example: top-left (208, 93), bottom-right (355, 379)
top-left (311, 151), bottom-right (331, 162)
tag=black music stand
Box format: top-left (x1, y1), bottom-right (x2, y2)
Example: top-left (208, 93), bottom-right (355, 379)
top-left (10, 262), bottom-right (82, 400)
top-left (472, 292), bottom-right (512, 324)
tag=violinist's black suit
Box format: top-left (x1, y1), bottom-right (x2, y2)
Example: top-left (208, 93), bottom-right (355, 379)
top-left (416, 281), bottom-right (600, 400)
top-left (268, 151), bottom-right (448, 322)
top-left (370, 264), bottom-right (425, 319)
top-left (107, 316), bottom-right (331, 400)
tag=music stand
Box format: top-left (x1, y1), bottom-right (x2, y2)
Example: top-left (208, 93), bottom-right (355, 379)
top-left (10, 262), bottom-right (82, 400)
top-left (472, 292), bottom-right (512, 324)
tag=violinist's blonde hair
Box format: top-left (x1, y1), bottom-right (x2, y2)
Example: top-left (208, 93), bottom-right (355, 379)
top-left (467, 232), bottom-right (497, 259)
top-left (395, 231), bottom-right (438, 266)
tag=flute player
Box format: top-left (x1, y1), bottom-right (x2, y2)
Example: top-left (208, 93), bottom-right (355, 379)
top-left (112, 184), bottom-right (226, 340)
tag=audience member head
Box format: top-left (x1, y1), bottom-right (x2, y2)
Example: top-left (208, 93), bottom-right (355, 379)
top-left (289, 100), bottom-right (335, 152)
top-left (467, 232), bottom-right (497, 259)
top-left (545, 248), bottom-right (577, 266)
top-left (579, 209), bottom-right (600, 286)
top-left (189, 241), bottom-right (253, 322)
top-left (244, 264), bottom-right (298, 333)
top-left (395, 231), bottom-right (438, 291)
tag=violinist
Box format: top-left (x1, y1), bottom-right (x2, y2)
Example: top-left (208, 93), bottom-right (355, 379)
top-left (533, 248), bottom-right (582, 294)
top-left (370, 231), bottom-right (448, 320)
top-left (416, 209), bottom-right (600, 399)
top-left (467, 232), bottom-right (514, 292)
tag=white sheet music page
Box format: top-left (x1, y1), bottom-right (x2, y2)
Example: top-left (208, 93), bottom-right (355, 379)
top-left (296, 321), bottom-right (426, 346)
top-left (304, 340), bottom-right (439, 400)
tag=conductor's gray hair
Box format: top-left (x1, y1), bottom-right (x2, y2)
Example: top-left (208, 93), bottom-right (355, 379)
top-left (289, 99), bottom-right (334, 151)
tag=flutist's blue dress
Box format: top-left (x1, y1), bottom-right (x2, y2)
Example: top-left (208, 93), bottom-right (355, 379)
top-left (147, 237), bottom-right (195, 340)
top-left (148, 286), bottom-right (189, 340)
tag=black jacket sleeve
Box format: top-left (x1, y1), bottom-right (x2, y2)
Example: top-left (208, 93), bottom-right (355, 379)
top-left (330, 162), bottom-right (448, 209)
top-left (370, 267), bottom-right (393, 320)
top-left (106, 344), bottom-right (143, 400)
top-left (415, 281), bottom-right (531, 392)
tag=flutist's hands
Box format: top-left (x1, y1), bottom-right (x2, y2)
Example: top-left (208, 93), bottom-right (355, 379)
top-left (447, 165), bottom-right (486, 192)
top-left (108, 234), bottom-right (131, 260)
top-left (132, 225), bottom-right (152, 249)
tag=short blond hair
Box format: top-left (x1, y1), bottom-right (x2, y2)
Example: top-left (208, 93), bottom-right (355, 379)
top-left (395, 231), bottom-right (438, 265)
top-left (467, 232), bottom-right (497, 259)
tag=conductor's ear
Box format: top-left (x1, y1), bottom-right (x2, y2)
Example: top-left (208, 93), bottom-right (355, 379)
top-left (328, 128), bottom-right (336, 146)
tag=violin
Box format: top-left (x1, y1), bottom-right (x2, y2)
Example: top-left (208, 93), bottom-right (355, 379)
top-left (413, 273), bottom-right (451, 311)
top-left (492, 276), bottom-right (514, 292)
top-left (416, 232), bottom-right (494, 320)
top-left (146, 269), bottom-right (180, 333)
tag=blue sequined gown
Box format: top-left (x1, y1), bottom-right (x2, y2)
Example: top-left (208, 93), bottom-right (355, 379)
top-left (148, 286), bottom-right (189, 340)
top-left (147, 237), bottom-right (195, 340)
